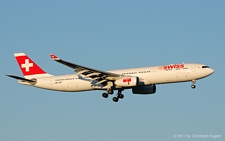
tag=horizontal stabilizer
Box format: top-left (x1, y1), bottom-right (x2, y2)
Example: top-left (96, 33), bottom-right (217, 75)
top-left (6, 74), bottom-right (36, 83)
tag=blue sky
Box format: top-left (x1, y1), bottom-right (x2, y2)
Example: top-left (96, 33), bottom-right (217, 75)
top-left (1, 1), bottom-right (224, 141)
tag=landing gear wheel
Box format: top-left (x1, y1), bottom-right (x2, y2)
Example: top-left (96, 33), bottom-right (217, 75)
top-left (112, 97), bottom-right (119, 102)
top-left (108, 89), bottom-right (114, 95)
top-left (118, 94), bottom-right (124, 99)
top-left (102, 93), bottom-right (108, 98)
top-left (191, 85), bottom-right (196, 89)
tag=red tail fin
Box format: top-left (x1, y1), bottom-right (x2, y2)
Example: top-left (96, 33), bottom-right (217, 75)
top-left (14, 53), bottom-right (52, 78)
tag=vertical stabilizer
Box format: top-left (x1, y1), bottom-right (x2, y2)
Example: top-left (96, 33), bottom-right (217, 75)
top-left (14, 53), bottom-right (52, 78)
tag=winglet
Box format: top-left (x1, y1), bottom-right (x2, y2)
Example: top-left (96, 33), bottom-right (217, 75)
top-left (50, 54), bottom-right (60, 60)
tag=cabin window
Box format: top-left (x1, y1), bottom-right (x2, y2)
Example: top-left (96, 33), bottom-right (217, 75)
top-left (202, 66), bottom-right (210, 68)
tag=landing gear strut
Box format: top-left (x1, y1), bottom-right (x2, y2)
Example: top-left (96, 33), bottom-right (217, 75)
top-left (118, 93), bottom-right (124, 99)
top-left (191, 80), bottom-right (196, 89)
top-left (107, 89), bottom-right (114, 94)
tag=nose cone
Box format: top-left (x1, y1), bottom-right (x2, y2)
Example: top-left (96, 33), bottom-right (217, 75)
top-left (208, 68), bottom-right (214, 75)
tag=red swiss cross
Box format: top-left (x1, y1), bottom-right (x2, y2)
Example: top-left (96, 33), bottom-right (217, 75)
top-left (21, 59), bottom-right (33, 72)
top-left (123, 78), bottom-right (131, 82)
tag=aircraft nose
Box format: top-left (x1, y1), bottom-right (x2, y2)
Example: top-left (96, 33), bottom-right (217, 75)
top-left (209, 68), bottom-right (214, 75)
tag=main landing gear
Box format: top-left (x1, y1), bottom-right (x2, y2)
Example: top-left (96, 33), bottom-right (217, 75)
top-left (102, 88), bottom-right (113, 98)
top-left (191, 79), bottom-right (196, 89)
top-left (102, 88), bottom-right (114, 98)
top-left (102, 89), bottom-right (124, 102)
top-left (112, 91), bottom-right (124, 102)
top-left (102, 93), bottom-right (109, 98)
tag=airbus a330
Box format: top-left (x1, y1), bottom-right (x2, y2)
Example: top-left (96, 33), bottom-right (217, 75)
top-left (7, 53), bottom-right (214, 102)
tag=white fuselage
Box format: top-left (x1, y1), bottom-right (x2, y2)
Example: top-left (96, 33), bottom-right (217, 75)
top-left (19, 63), bottom-right (214, 92)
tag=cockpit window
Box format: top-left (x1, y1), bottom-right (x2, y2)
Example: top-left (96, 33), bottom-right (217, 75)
top-left (202, 66), bottom-right (210, 68)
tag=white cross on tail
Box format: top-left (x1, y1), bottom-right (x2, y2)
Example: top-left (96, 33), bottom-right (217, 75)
top-left (21, 59), bottom-right (33, 72)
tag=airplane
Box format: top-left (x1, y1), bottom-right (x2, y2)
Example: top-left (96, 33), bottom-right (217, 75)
top-left (7, 53), bottom-right (214, 102)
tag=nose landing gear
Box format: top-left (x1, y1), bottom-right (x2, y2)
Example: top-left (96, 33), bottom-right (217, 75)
top-left (191, 80), bottom-right (196, 89)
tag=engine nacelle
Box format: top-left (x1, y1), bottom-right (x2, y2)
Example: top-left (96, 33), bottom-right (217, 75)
top-left (115, 77), bottom-right (139, 87)
top-left (132, 85), bottom-right (156, 94)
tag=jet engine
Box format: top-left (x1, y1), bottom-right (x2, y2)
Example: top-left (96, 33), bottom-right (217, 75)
top-left (132, 85), bottom-right (156, 94)
top-left (115, 76), bottom-right (139, 87)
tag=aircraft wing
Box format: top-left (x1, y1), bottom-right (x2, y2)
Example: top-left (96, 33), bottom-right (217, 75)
top-left (50, 54), bottom-right (121, 86)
